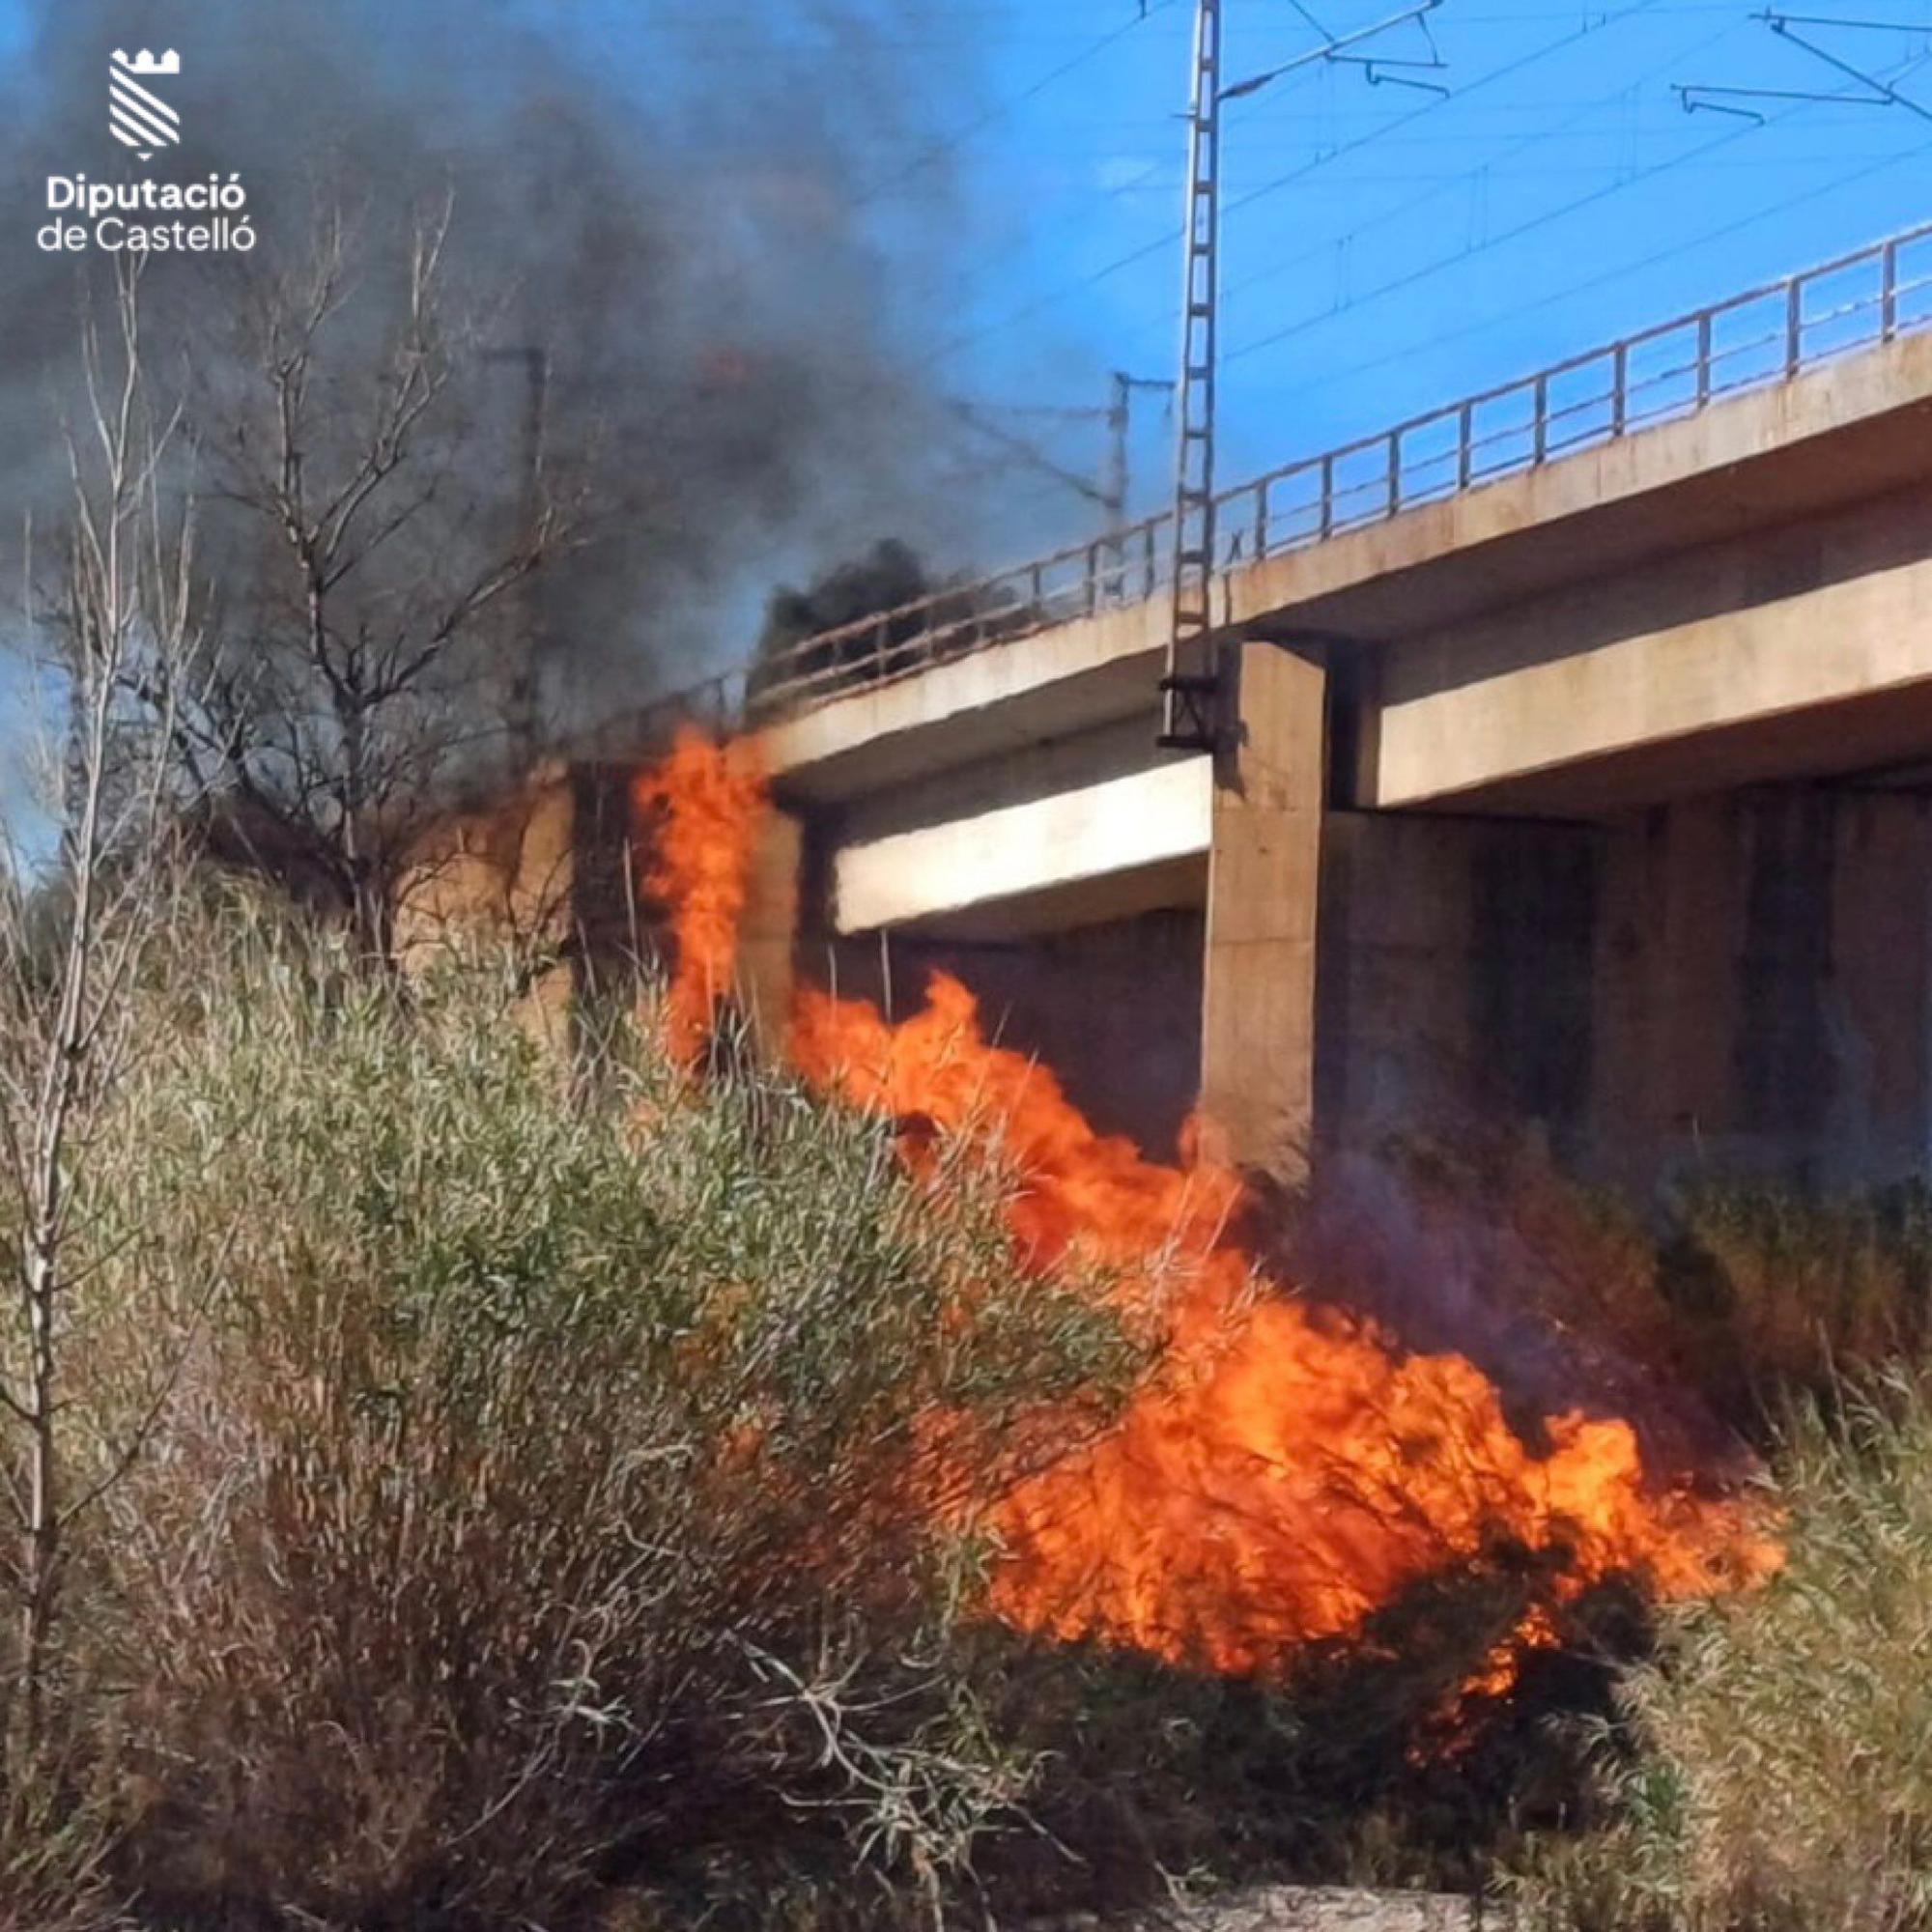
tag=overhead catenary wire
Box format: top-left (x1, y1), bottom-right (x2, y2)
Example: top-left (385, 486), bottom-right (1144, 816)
top-left (603, 1), bottom-right (1773, 46)
top-left (849, 0), bottom-right (1187, 205)
top-left (1676, 6), bottom-right (1932, 122)
top-left (921, 0), bottom-right (1685, 369)
top-left (1246, 89), bottom-right (1932, 405)
top-left (611, 1), bottom-right (1932, 596)
top-left (1216, 0), bottom-right (1741, 315)
top-left (918, 7), bottom-right (1932, 571)
top-left (1221, 40), bottom-right (1932, 366)
top-left (865, 0), bottom-right (1884, 581)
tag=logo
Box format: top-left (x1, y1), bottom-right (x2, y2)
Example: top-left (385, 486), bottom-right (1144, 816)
top-left (34, 46), bottom-right (256, 255)
top-left (109, 49), bottom-right (181, 163)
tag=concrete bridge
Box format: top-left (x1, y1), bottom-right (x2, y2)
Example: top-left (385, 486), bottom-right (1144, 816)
top-left (611, 219), bottom-right (1932, 1189)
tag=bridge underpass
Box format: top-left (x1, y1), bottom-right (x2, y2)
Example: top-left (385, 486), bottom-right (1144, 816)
top-left (598, 220), bottom-right (1932, 1191)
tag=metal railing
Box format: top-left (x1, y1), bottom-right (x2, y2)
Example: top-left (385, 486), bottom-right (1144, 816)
top-left (667, 217), bottom-right (1932, 731)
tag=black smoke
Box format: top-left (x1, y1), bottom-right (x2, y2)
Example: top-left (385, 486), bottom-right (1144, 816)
top-left (0, 0), bottom-right (986, 741)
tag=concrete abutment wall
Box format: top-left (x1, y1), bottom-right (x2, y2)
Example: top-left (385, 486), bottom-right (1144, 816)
top-left (1319, 786), bottom-right (1932, 1187)
top-left (396, 740), bottom-right (1932, 1198)
top-left (810, 912), bottom-right (1207, 1162)
top-left (792, 766), bottom-right (1932, 1193)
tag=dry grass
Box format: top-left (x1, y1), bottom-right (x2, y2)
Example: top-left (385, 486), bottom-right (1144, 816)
top-left (0, 895), bottom-right (1141, 1930)
top-left (1659, 1181), bottom-right (1932, 1408)
top-left (1298, 1135), bottom-right (1932, 1446)
top-left (16, 910), bottom-right (1932, 1926)
top-left (1511, 1366), bottom-right (1932, 1932)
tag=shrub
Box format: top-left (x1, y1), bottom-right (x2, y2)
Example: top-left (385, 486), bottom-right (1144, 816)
top-left (1659, 1180), bottom-right (1932, 1410)
top-left (3, 901), bottom-right (1139, 1930)
top-left (1510, 1366), bottom-right (1932, 1932)
top-left (1298, 1135), bottom-right (1932, 1441)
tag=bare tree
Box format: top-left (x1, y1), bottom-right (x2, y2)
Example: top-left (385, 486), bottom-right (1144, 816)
top-left (141, 199), bottom-right (571, 967)
top-left (0, 263), bottom-right (203, 1776)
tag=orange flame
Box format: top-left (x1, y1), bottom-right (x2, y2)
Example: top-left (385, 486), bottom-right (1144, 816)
top-left (642, 735), bottom-right (1779, 1683)
top-left (631, 728), bottom-right (767, 1067)
top-left (797, 971), bottom-right (1776, 1675)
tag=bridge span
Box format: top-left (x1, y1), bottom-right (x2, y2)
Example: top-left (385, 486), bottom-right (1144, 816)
top-left (602, 221), bottom-right (1932, 1189)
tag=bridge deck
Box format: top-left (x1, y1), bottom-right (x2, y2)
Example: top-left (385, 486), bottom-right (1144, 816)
top-left (757, 315), bottom-right (1932, 813)
top-left (744, 217), bottom-right (1932, 728)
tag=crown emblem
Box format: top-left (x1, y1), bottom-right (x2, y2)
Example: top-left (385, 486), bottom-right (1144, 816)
top-left (109, 48), bottom-right (183, 161)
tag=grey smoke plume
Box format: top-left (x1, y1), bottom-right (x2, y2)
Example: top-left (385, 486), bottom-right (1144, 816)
top-left (0, 0), bottom-right (982, 736)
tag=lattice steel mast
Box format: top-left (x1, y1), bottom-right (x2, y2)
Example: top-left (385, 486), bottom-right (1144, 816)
top-left (1156, 0), bottom-right (1445, 753)
top-left (1159, 0), bottom-right (1226, 753)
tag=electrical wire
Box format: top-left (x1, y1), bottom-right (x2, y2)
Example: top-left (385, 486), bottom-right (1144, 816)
top-left (853, 0), bottom-right (1185, 205)
top-left (1217, 1), bottom-right (1740, 313)
top-left (1243, 90), bottom-right (1932, 404)
top-left (921, 0), bottom-right (1694, 367)
top-left (1222, 44), bottom-right (1932, 364)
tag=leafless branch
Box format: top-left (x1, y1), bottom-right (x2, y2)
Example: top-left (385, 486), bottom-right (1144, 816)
top-left (129, 192), bottom-right (574, 969)
top-left (0, 256), bottom-right (208, 1770)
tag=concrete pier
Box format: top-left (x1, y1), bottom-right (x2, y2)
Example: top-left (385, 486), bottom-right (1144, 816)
top-left (1199, 642), bottom-right (1327, 1177)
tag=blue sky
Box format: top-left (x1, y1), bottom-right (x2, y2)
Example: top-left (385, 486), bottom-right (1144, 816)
top-left (833, 0), bottom-right (1932, 539)
top-left (8, 1), bottom-right (1932, 571)
top-left (3, 0), bottom-right (1930, 853)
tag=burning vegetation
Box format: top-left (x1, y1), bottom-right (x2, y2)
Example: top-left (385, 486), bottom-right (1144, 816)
top-left (1, 710), bottom-right (1912, 1931)
top-left (632, 735), bottom-right (769, 1069)
top-left (634, 729), bottom-right (1780, 1703)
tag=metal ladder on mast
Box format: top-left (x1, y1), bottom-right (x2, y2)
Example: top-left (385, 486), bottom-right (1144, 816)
top-left (1159, 0), bottom-right (1224, 753)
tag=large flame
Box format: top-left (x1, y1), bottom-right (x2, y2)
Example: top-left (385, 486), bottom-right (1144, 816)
top-left (631, 732), bottom-right (767, 1067)
top-left (639, 730), bottom-right (1777, 1682)
top-left (795, 973), bottom-right (1773, 1674)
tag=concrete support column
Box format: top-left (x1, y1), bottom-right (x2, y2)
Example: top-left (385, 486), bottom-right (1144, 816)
top-left (1199, 640), bottom-right (1327, 1179)
top-left (739, 810), bottom-right (803, 1058)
